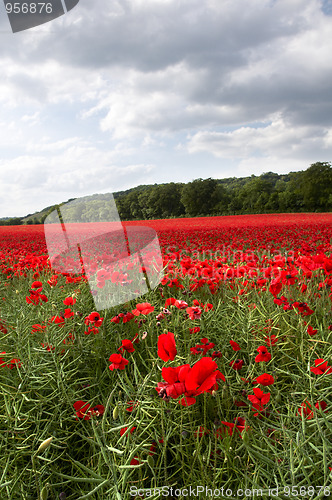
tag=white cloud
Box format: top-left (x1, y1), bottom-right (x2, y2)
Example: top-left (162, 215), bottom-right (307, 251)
top-left (186, 116), bottom-right (332, 161)
top-left (0, 0), bottom-right (332, 216)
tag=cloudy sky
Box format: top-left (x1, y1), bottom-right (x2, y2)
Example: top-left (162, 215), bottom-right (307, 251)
top-left (0, 0), bottom-right (332, 217)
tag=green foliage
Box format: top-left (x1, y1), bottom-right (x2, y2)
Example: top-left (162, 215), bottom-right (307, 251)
top-left (180, 178), bottom-right (219, 216)
top-left (2, 162), bottom-right (332, 224)
top-left (1, 254), bottom-right (332, 498)
top-left (297, 162), bottom-right (332, 211)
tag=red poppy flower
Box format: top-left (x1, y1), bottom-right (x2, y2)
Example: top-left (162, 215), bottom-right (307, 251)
top-left (310, 358), bottom-right (332, 375)
top-left (255, 346), bottom-right (271, 363)
top-left (185, 357), bottom-right (225, 395)
top-left (7, 358), bottom-right (22, 369)
top-left (0, 352), bottom-right (7, 368)
top-left (156, 364), bottom-right (191, 400)
top-left (292, 301), bottom-right (314, 317)
top-left (123, 312), bottom-right (134, 324)
top-left (229, 359), bottom-right (243, 371)
top-left (120, 426), bottom-right (136, 437)
top-left (126, 401), bottom-right (139, 412)
top-left (165, 298), bottom-right (176, 308)
top-left (189, 327), bottom-right (201, 335)
top-left (229, 340), bottom-right (241, 351)
top-left (63, 297), bottom-right (76, 305)
top-left (174, 299), bottom-right (189, 309)
top-left (315, 400), bottom-right (328, 411)
top-left (109, 353), bottom-right (129, 371)
top-left (307, 325), bottom-right (318, 336)
top-left (194, 426), bottom-right (210, 438)
top-left (64, 308), bottom-right (74, 319)
top-left (131, 333), bottom-right (140, 344)
top-left (0, 320), bottom-right (7, 334)
top-left (26, 285), bottom-right (48, 305)
top-left (186, 306), bottom-right (202, 320)
top-left (118, 339), bottom-right (135, 353)
top-left (41, 343), bottom-right (55, 352)
top-left (157, 332), bottom-right (177, 362)
top-left (31, 281), bottom-right (43, 290)
top-left (148, 438), bottom-right (164, 456)
top-left (248, 387), bottom-right (270, 406)
top-left (110, 315), bottom-right (120, 324)
top-left (132, 302), bottom-right (154, 316)
top-left (264, 335), bottom-right (278, 346)
top-left (190, 338), bottom-right (215, 356)
top-left (47, 275), bottom-right (58, 287)
top-left (50, 315), bottom-right (65, 326)
top-left (85, 326), bottom-right (99, 335)
top-left (212, 351), bottom-right (222, 359)
top-left (31, 324), bottom-right (46, 334)
top-left (253, 373), bottom-right (275, 386)
top-left (73, 401), bottom-right (105, 420)
top-left (234, 400), bottom-right (248, 407)
top-left (219, 417), bottom-right (248, 437)
top-left (85, 312), bottom-right (104, 327)
top-left (281, 270), bottom-right (298, 286)
top-left (298, 401), bottom-right (313, 420)
top-left (269, 280), bottom-right (282, 297)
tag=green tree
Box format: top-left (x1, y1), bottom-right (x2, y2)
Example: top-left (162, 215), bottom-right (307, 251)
top-left (239, 175), bottom-right (274, 213)
top-left (180, 178), bottom-right (218, 216)
top-left (297, 162), bottom-right (332, 211)
top-left (211, 184), bottom-right (231, 214)
top-left (154, 183), bottom-right (185, 218)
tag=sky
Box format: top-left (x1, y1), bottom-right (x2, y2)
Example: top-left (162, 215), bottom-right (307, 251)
top-left (0, 0), bottom-right (332, 217)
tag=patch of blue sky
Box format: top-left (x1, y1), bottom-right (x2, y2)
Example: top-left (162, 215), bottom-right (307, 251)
top-left (321, 0), bottom-right (332, 15)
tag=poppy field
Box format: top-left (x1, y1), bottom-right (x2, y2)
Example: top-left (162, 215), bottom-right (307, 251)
top-left (1, 213), bottom-right (332, 499)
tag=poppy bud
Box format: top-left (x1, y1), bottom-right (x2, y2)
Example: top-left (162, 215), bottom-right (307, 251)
top-left (147, 455), bottom-right (154, 468)
top-left (275, 391), bottom-right (281, 403)
top-left (40, 485), bottom-right (49, 500)
top-left (242, 429), bottom-right (250, 446)
top-left (113, 406), bottom-right (119, 420)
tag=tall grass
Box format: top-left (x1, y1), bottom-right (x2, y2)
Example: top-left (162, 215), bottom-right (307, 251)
top-left (0, 254), bottom-right (332, 499)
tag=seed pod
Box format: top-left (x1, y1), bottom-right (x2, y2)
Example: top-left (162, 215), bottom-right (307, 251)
top-left (37, 437), bottom-right (53, 454)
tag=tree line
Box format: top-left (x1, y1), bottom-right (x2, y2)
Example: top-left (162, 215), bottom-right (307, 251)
top-left (1, 162), bottom-right (331, 225)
